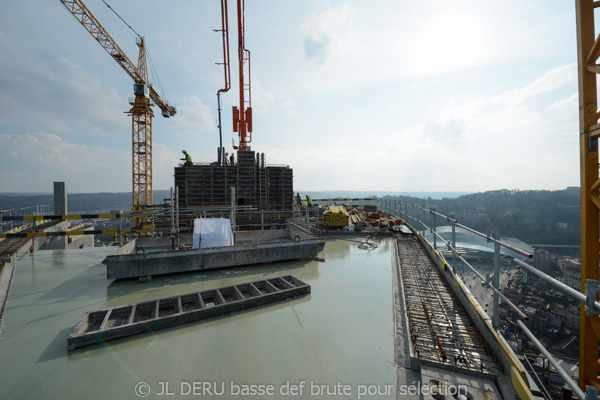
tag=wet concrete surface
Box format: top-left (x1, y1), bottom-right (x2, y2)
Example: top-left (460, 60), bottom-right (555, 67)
top-left (0, 239), bottom-right (396, 400)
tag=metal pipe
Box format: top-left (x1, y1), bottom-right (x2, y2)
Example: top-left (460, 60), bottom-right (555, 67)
top-left (456, 221), bottom-right (533, 258)
top-left (175, 186), bottom-right (179, 247)
top-left (425, 224), bottom-right (528, 320)
top-left (456, 246), bottom-right (528, 320)
top-left (517, 320), bottom-right (585, 400)
top-left (432, 208), bottom-right (437, 249)
top-left (230, 186), bottom-right (236, 236)
top-left (404, 202), bottom-right (533, 259)
top-left (170, 187), bottom-right (174, 250)
top-left (513, 258), bottom-right (600, 313)
top-left (452, 222), bottom-right (457, 270)
top-left (217, 93), bottom-right (224, 165)
top-left (493, 240), bottom-right (500, 328)
top-left (215, 0), bottom-right (230, 165)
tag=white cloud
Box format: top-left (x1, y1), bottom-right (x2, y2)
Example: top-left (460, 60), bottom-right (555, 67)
top-left (251, 74), bottom-right (297, 118)
top-left (497, 64), bottom-right (577, 105)
top-left (426, 64), bottom-right (579, 190)
top-left (0, 132), bottom-right (129, 192)
top-left (295, 0), bottom-right (564, 92)
top-left (152, 143), bottom-right (179, 190)
top-left (165, 96), bottom-right (216, 138)
top-left (300, 2), bottom-right (352, 65)
top-left (422, 119), bottom-right (466, 140)
top-left (255, 63), bottom-right (579, 192)
top-left (0, 54), bottom-right (128, 138)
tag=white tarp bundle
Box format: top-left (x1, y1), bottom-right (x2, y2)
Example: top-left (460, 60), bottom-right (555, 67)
top-left (192, 218), bottom-right (234, 249)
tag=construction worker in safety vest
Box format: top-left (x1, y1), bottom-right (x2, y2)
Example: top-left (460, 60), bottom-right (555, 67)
top-left (306, 195), bottom-right (313, 207)
top-left (181, 150), bottom-right (193, 166)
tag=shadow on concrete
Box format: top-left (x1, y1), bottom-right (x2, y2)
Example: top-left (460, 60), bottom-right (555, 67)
top-left (35, 264), bottom-right (107, 303)
top-left (36, 326), bottom-right (73, 363)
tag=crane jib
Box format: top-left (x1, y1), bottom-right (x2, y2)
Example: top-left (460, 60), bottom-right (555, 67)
top-left (59, 0), bottom-right (175, 118)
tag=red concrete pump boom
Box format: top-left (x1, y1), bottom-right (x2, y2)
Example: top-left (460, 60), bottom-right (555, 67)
top-left (232, 0), bottom-right (252, 151)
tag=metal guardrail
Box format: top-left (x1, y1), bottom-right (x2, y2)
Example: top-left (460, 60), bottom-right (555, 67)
top-left (311, 198), bottom-right (377, 202)
top-left (0, 212), bottom-right (150, 221)
top-left (378, 199), bottom-right (599, 400)
top-left (179, 162), bottom-right (290, 168)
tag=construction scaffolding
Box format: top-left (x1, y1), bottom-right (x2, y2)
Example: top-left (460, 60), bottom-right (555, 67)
top-left (174, 151), bottom-right (293, 211)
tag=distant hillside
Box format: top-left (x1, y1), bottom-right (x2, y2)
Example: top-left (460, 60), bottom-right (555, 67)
top-left (385, 188), bottom-right (581, 245)
top-left (0, 191), bottom-right (172, 214)
top-left (0, 190), bottom-right (470, 213)
top-left (1, 188), bottom-right (581, 245)
top-left (297, 191), bottom-right (471, 200)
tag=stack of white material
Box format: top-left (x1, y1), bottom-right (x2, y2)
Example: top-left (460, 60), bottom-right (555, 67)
top-left (192, 218), bottom-right (234, 249)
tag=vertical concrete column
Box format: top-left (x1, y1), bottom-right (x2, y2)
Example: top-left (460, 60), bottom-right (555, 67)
top-left (53, 182), bottom-right (67, 216)
top-left (53, 181), bottom-right (68, 249)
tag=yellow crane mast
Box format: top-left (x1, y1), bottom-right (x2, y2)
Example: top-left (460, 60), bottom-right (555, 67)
top-left (59, 0), bottom-right (176, 215)
top-left (575, 0), bottom-right (600, 393)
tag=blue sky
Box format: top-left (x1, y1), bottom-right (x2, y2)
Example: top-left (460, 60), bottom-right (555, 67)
top-left (0, 0), bottom-right (579, 193)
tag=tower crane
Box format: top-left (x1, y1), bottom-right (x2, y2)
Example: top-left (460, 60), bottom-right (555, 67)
top-left (59, 0), bottom-right (176, 215)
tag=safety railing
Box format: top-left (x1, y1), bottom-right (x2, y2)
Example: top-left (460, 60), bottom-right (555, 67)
top-left (378, 198), bottom-right (599, 400)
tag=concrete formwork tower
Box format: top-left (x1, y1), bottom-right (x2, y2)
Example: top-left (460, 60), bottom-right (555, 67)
top-left (53, 181), bottom-right (67, 216)
top-left (575, 0), bottom-right (600, 392)
top-left (53, 181), bottom-right (68, 249)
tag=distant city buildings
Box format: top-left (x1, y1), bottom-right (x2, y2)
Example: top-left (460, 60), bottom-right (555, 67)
top-left (565, 305), bottom-right (580, 332)
top-left (559, 257), bottom-right (581, 290)
top-left (534, 249), bottom-right (553, 273)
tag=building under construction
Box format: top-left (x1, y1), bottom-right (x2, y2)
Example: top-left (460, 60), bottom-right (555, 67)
top-left (174, 150), bottom-right (293, 211)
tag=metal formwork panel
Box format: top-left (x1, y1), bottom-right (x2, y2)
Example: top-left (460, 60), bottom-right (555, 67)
top-left (174, 155), bottom-right (293, 211)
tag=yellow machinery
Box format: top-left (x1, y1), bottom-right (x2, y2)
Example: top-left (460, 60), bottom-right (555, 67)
top-left (59, 0), bottom-right (176, 219)
top-left (575, 0), bottom-right (600, 392)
